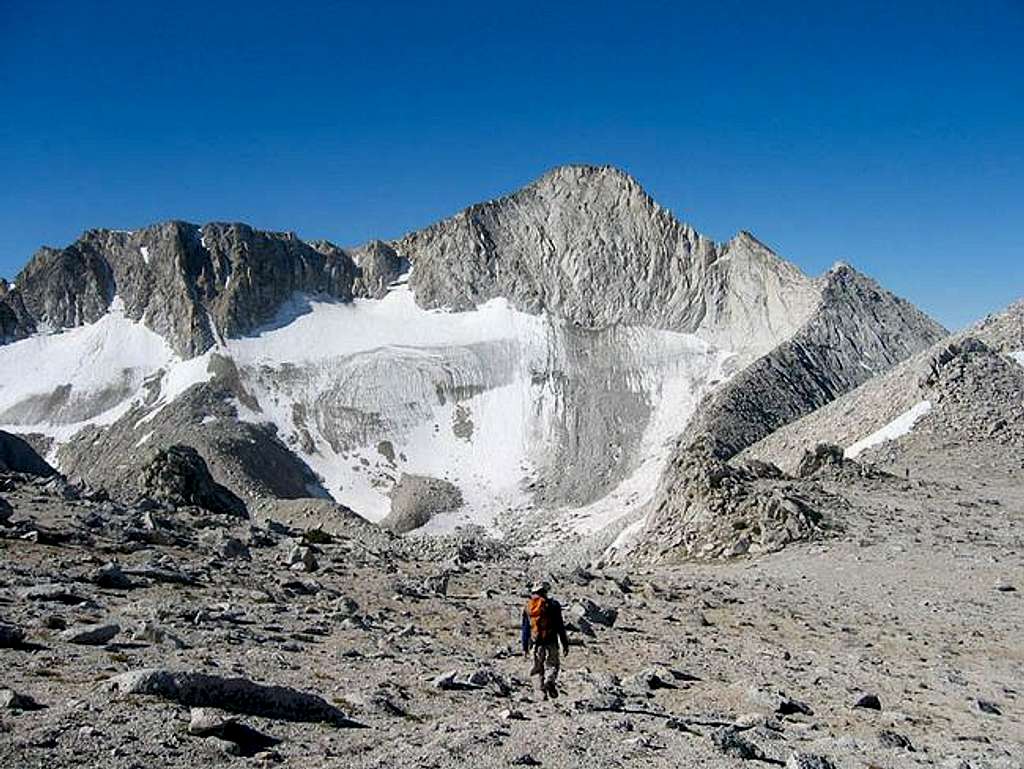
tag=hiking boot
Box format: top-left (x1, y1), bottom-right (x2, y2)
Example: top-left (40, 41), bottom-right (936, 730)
top-left (545, 681), bottom-right (559, 699)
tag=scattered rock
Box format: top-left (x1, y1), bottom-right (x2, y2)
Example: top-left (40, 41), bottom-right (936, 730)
top-left (511, 755), bottom-right (541, 766)
top-left (0, 688), bottom-right (44, 711)
top-left (286, 545), bottom-right (318, 572)
top-left (777, 696), bottom-right (814, 716)
top-left (568, 597), bottom-right (618, 627)
top-left (189, 707), bottom-right (235, 736)
top-left (711, 726), bottom-right (766, 761)
top-left (878, 729), bottom-right (915, 750)
top-left (92, 562), bottom-right (135, 590)
top-left (60, 622), bottom-right (120, 646)
top-left (105, 669), bottom-right (361, 725)
top-left (133, 620), bottom-right (187, 649)
top-left (0, 622), bottom-right (25, 647)
top-left (18, 583), bottom-right (87, 604)
top-left (853, 693), bottom-right (882, 710)
top-left (139, 445), bottom-right (247, 517)
top-left (786, 753), bottom-right (836, 769)
top-left (975, 699), bottom-right (1001, 715)
top-left (795, 443), bottom-right (845, 478)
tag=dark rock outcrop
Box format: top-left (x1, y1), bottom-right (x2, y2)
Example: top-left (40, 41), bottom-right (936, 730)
top-left (139, 445), bottom-right (247, 517)
top-left (795, 443), bottom-right (845, 478)
top-left (0, 430), bottom-right (56, 476)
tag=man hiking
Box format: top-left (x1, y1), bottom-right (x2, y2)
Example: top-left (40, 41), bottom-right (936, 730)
top-left (521, 581), bottom-right (570, 699)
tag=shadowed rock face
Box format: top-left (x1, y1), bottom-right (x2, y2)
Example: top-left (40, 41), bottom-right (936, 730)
top-left (681, 265), bottom-right (947, 461)
top-left (0, 431), bottom-right (55, 476)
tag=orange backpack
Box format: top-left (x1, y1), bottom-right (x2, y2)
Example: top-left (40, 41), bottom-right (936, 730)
top-left (526, 596), bottom-right (553, 642)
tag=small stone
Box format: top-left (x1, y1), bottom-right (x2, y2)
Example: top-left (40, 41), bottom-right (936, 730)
top-left (778, 697), bottom-right (814, 716)
top-left (206, 736), bottom-right (241, 756)
top-left (0, 622), bottom-right (25, 648)
top-left (500, 708), bottom-right (525, 720)
top-left (18, 584), bottom-right (85, 604)
top-left (568, 598), bottom-right (617, 627)
top-left (433, 670), bottom-right (459, 690)
top-left (975, 699), bottom-right (1001, 715)
top-left (878, 730), bottom-right (914, 750)
top-left (60, 623), bottom-right (120, 646)
top-left (786, 753), bottom-right (836, 769)
top-left (286, 545), bottom-right (318, 572)
top-left (853, 693), bottom-right (882, 710)
top-left (0, 688), bottom-right (43, 711)
top-left (219, 537), bottom-right (251, 561)
top-left (133, 620), bottom-right (187, 649)
top-left (92, 562), bottom-right (135, 590)
top-left (711, 727), bottom-right (764, 760)
top-left (511, 755), bottom-right (541, 766)
top-left (189, 707), bottom-right (234, 736)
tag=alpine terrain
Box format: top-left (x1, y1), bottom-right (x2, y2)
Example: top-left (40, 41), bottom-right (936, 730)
top-left (1, 166), bottom-right (1020, 769)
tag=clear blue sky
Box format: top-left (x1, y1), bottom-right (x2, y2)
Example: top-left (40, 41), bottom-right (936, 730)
top-left (2, 1), bottom-right (1021, 328)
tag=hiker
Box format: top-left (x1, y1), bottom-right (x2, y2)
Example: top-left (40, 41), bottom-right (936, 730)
top-left (521, 581), bottom-right (570, 699)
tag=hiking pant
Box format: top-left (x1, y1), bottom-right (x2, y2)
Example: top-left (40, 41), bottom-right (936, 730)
top-left (531, 639), bottom-right (560, 690)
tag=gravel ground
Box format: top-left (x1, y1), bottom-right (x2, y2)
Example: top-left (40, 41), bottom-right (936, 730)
top-left (1, 450), bottom-right (1021, 769)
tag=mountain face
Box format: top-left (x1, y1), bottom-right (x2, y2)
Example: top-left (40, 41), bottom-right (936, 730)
top-left (0, 222), bottom-right (365, 357)
top-left (0, 165), bottom-right (947, 550)
top-left (738, 299), bottom-right (1024, 474)
top-left (401, 166), bottom-right (820, 358)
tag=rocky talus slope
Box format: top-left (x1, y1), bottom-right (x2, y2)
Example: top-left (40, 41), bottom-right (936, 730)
top-left (1, 440), bottom-right (1021, 768)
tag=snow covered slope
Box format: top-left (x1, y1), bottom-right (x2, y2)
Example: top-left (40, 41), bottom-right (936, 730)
top-left (0, 275), bottom-right (730, 535)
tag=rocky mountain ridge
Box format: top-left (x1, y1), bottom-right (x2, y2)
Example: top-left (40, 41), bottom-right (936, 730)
top-left (4, 165), bottom-right (853, 361)
top-left (0, 164), bottom-right (946, 549)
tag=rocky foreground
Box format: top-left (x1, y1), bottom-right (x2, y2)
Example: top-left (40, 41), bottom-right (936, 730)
top-left (1, 437), bottom-right (1021, 769)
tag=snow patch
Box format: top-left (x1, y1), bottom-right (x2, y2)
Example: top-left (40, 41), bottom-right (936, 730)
top-left (1009, 351), bottom-right (1024, 368)
top-left (140, 246), bottom-right (150, 264)
top-left (845, 400), bottom-right (932, 459)
top-left (0, 301), bottom-right (178, 441)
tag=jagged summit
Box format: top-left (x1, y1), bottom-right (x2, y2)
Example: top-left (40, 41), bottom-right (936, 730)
top-left (0, 166), bottom-right (791, 356)
top-left (0, 166), bottom-right (909, 361)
